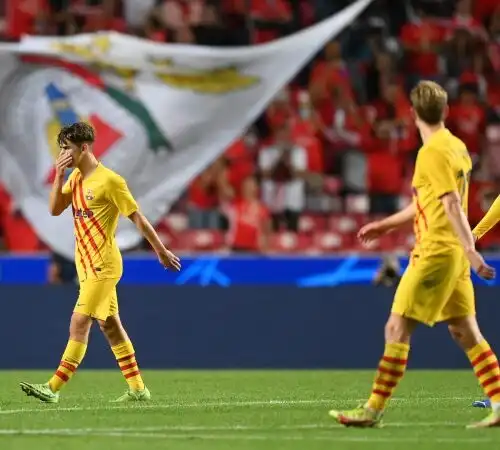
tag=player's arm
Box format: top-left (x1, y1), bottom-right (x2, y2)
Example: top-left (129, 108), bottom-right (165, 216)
top-left (472, 195), bottom-right (500, 242)
top-left (49, 152), bottom-right (73, 216)
top-left (376, 203), bottom-right (416, 232)
top-left (109, 175), bottom-right (181, 271)
top-left (425, 149), bottom-right (494, 279)
top-left (358, 203), bottom-right (415, 243)
top-left (128, 210), bottom-right (180, 271)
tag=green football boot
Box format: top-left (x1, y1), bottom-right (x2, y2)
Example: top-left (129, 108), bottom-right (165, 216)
top-left (20, 382), bottom-right (59, 403)
top-left (329, 405), bottom-right (383, 428)
top-left (467, 410), bottom-right (500, 428)
top-left (112, 386), bottom-right (151, 402)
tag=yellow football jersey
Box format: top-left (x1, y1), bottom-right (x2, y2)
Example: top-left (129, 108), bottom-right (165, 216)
top-left (62, 164), bottom-right (138, 281)
top-left (412, 128), bottom-right (472, 254)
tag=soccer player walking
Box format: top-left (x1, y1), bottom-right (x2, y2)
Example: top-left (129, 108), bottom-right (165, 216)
top-left (470, 196), bottom-right (500, 409)
top-left (329, 81), bottom-right (500, 428)
top-left (20, 122), bottom-right (181, 403)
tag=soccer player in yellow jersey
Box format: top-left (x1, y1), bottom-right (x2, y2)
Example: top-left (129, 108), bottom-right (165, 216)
top-left (20, 122), bottom-right (181, 403)
top-left (470, 195), bottom-right (500, 409)
top-left (329, 80), bottom-right (500, 429)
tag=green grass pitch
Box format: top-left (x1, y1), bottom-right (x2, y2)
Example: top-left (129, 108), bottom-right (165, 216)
top-left (1, 370), bottom-right (500, 449)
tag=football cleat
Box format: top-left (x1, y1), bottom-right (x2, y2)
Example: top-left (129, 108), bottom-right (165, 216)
top-left (467, 411), bottom-right (500, 428)
top-left (20, 382), bottom-right (59, 403)
top-left (112, 386), bottom-right (151, 402)
top-left (472, 399), bottom-right (491, 408)
top-left (329, 405), bottom-right (382, 428)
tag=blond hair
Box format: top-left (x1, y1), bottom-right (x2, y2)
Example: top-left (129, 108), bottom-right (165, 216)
top-left (410, 80), bottom-right (448, 125)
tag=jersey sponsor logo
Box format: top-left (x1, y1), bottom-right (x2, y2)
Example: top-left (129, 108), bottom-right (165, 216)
top-left (74, 208), bottom-right (94, 219)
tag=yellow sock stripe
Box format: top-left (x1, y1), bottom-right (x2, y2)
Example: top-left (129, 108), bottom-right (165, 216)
top-left (111, 341), bottom-right (135, 359)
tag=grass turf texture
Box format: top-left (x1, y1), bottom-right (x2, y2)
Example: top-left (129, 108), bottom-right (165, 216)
top-left (0, 370), bottom-right (499, 449)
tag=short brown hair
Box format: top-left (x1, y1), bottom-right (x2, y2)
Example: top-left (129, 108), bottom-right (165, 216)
top-left (410, 80), bottom-right (448, 125)
top-left (57, 122), bottom-right (95, 147)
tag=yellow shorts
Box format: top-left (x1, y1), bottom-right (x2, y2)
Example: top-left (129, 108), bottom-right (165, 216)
top-left (391, 251), bottom-right (474, 326)
top-left (74, 278), bottom-right (120, 321)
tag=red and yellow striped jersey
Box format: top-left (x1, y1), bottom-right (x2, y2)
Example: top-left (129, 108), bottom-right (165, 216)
top-left (62, 164), bottom-right (138, 281)
top-left (412, 128), bottom-right (472, 254)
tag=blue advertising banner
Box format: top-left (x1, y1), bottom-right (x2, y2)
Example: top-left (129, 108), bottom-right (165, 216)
top-left (0, 253), bottom-right (499, 286)
top-left (1, 285), bottom-right (500, 369)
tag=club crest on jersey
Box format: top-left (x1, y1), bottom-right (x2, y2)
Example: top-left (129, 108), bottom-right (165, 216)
top-left (85, 189), bottom-right (94, 201)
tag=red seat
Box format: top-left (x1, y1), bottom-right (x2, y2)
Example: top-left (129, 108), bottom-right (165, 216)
top-left (299, 214), bottom-right (327, 234)
top-left (345, 194), bottom-right (369, 214)
top-left (171, 230), bottom-right (225, 252)
top-left (270, 232), bottom-right (313, 253)
top-left (329, 215), bottom-right (359, 234)
top-left (314, 231), bottom-right (347, 252)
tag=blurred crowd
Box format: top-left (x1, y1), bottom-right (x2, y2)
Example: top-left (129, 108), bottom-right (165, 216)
top-left (1, 0), bottom-right (500, 267)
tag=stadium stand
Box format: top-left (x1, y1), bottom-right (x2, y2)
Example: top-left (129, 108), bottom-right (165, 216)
top-left (1, 0), bottom-right (500, 254)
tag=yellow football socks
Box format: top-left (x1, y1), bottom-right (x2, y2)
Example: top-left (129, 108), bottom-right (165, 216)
top-left (367, 342), bottom-right (410, 411)
top-left (112, 340), bottom-right (145, 391)
top-left (468, 340), bottom-right (500, 403)
top-left (48, 339), bottom-right (88, 392)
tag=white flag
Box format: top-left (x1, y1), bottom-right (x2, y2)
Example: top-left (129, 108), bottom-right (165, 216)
top-left (0, 0), bottom-right (372, 259)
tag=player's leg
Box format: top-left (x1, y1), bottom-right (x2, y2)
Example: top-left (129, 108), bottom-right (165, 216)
top-left (448, 315), bottom-right (500, 427)
top-left (329, 253), bottom-right (456, 428)
top-left (97, 285), bottom-right (149, 401)
top-left (20, 311), bottom-right (91, 403)
top-left (329, 313), bottom-right (416, 427)
top-left (98, 313), bottom-right (150, 401)
top-left (20, 278), bottom-right (116, 402)
top-left (441, 278), bottom-right (500, 427)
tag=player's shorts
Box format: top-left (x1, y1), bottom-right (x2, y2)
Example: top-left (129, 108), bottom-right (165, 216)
top-left (74, 278), bottom-right (120, 321)
top-left (391, 249), bottom-right (474, 326)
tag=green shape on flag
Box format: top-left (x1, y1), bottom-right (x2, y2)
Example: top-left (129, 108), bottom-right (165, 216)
top-left (105, 86), bottom-right (173, 153)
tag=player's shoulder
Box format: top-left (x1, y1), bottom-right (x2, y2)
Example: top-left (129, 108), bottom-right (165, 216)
top-left (420, 129), bottom-right (468, 161)
top-left (99, 164), bottom-right (126, 185)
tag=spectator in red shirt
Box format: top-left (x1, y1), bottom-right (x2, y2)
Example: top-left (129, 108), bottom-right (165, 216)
top-left (226, 176), bottom-right (270, 253)
top-left (225, 135), bottom-right (257, 195)
top-left (364, 83), bottom-right (416, 214)
top-left (448, 0), bottom-right (487, 41)
top-left (187, 157), bottom-right (233, 230)
top-left (309, 41), bottom-right (353, 121)
top-left (266, 89), bottom-right (296, 135)
top-left (448, 85), bottom-right (486, 161)
top-left (293, 90), bottom-right (324, 174)
top-left (371, 81), bottom-right (417, 153)
top-left (399, 8), bottom-right (446, 80)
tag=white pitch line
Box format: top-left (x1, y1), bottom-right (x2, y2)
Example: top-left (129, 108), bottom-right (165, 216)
top-left (0, 429), bottom-right (494, 443)
top-left (0, 421), bottom-right (465, 434)
top-left (0, 421), bottom-right (476, 435)
top-left (0, 396), bottom-right (474, 416)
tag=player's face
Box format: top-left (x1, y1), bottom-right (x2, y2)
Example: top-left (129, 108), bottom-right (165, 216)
top-left (59, 141), bottom-right (84, 168)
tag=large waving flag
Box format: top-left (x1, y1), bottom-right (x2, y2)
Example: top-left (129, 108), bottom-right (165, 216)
top-left (0, 0), bottom-right (372, 259)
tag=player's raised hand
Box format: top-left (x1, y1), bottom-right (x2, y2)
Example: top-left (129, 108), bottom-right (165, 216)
top-left (158, 248), bottom-right (181, 271)
top-left (467, 249), bottom-right (496, 280)
top-left (358, 221), bottom-right (385, 244)
top-left (55, 151), bottom-right (73, 177)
